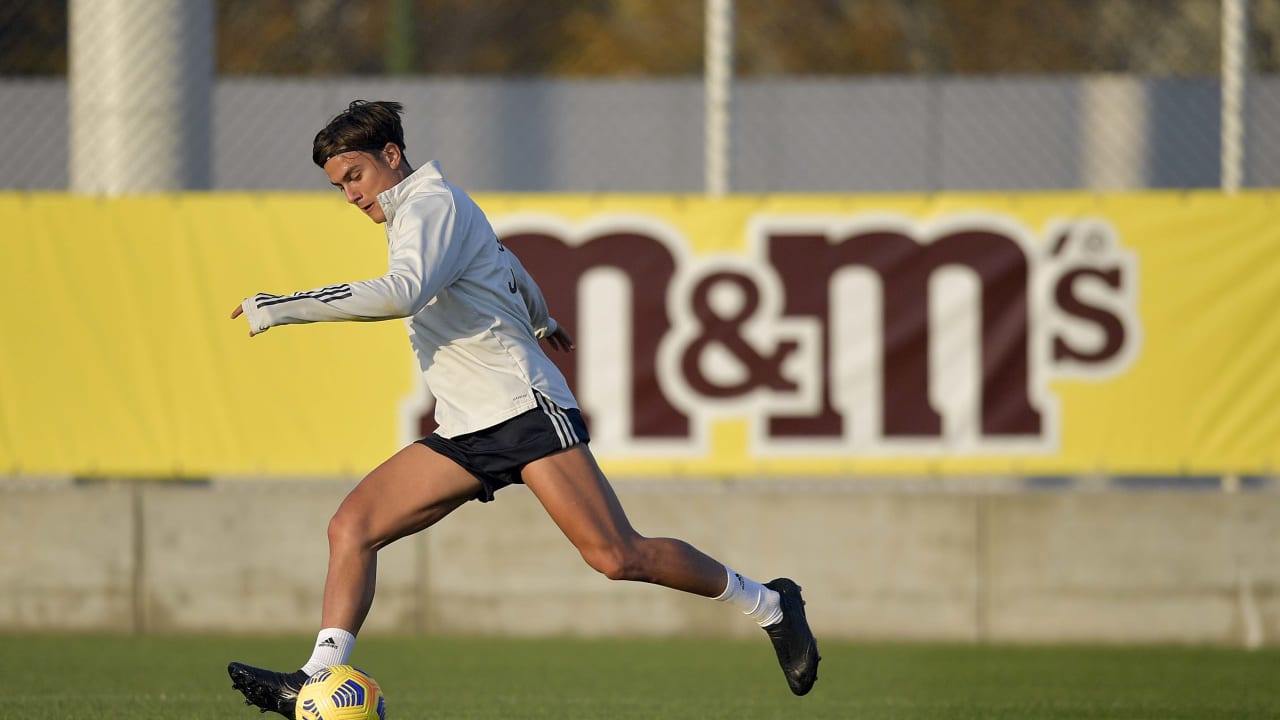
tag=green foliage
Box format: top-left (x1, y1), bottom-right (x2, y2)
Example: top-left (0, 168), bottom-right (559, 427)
top-left (7, 1), bottom-right (1280, 77)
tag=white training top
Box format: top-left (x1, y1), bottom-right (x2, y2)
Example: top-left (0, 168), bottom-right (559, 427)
top-left (240, 160), bottom-right (578, 438)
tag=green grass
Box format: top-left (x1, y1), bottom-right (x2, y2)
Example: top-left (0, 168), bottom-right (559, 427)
top-left (2, 634), bottom-right (1278, 719)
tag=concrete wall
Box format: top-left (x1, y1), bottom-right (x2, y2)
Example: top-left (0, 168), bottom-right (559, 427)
top-left (1, 477), bottom-right (1276, 645)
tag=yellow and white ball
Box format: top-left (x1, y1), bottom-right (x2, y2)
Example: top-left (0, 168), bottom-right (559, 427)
top-left (295, 664), bottom-right (386, 720)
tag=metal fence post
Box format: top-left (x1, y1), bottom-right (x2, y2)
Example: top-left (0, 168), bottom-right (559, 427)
top-left (705, 0), bottom-right (733, 196)
top-left (1221, 0), bottom-right (1249, 192)
top-left (68, 0), bottom-right (213, 194)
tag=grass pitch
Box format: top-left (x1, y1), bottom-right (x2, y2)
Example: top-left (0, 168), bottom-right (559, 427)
top-left (2, 634), bottom-right (1278, 719)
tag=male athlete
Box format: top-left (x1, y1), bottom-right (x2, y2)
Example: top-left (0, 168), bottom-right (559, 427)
top-left (227, 100), bottom-right (819, 717)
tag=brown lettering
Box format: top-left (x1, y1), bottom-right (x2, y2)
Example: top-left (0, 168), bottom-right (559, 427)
top-left (504, 231), bottom-right (690, 438)
top-left (1053, 267), bottom-right (1127, 363)
top-left (769, 229), bottom-right (1042, 438)
top-left (680, 271), bottom-right (800, 397)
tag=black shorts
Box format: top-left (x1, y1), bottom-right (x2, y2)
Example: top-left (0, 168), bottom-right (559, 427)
top-left (417, 393), bottom-right (590, 503)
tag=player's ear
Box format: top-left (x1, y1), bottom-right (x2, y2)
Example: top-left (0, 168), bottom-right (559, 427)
top-left (382, 142), bottom-right (403, 169)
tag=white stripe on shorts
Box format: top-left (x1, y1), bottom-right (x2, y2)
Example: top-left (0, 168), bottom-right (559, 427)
top-left (536, 393), bottom-right (578, 448)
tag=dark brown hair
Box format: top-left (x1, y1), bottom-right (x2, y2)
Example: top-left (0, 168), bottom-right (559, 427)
top-left (312, 100), bottom-right (406, 168)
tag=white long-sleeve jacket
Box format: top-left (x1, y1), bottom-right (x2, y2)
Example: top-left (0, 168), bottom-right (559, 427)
top-left (240, 160), bottom-right (578, 438)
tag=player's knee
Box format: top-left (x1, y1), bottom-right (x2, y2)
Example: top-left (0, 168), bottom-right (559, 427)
top-left (592, 554), bottom-right (636, 581)
top-left (326, 504), bottom-right (371, 549)
top-left (582, 541), bottom-right (648, 582)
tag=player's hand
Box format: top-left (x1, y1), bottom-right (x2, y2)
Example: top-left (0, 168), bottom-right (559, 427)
top-left (230, 301), bottom-right (257, 337)
top-left (544, 326), bottom-right (575, 352)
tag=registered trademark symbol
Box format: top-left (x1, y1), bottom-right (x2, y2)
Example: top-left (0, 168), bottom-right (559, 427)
top-left (1084, 228), bottom-right (1108, 253)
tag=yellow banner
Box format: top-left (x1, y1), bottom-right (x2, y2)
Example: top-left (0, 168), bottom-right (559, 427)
top-left (1, 192), bottom-right (1277, 477)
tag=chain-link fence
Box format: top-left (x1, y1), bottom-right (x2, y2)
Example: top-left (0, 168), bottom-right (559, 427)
top-left (1, 0), bottom-right (1278, 192)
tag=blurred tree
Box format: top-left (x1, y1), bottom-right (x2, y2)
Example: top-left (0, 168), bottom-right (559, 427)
top-left (405, 0), bottom-right (593, 74)
top-left (555, 0), bottom-right (704, 75)
top-left (1259, 0), bottom-right (1280, 71)
top-left (1, 0), bottom-right (1278, 77)
top-left (386, 0), bottom-right (415, 74)
top-left (736, 0), bottom-right (1225, 76)
top-left (218, 0), bottom-right (383, 74)
top-left (0, 0), bottom-right (67, 75)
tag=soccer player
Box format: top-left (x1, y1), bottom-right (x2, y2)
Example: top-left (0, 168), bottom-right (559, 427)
top-left (227, 100), bottom-right (820, 717)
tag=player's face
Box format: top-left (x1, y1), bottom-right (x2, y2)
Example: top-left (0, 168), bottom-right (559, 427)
top-left (324, 144), bottom-right (406, 224)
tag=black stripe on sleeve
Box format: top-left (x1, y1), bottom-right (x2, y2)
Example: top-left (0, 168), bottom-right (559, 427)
top-left (256, 284), bottom-right (354, 308)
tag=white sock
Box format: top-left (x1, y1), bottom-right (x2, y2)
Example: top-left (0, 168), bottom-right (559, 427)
top-left (300, 628), bottom-right (356, 676)
top-left (714, 566), bottom-right (783, 627)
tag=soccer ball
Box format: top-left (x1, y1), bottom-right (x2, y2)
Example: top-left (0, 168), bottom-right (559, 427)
top-left (295, 665), bottom-right (386, 720)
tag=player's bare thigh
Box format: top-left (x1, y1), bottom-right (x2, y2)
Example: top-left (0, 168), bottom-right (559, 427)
top-left (520, 445), bottom-right (638, 550)
top-left (521, 445), bottom-right (726, 597)
top-left (333, 442), bottom-right (483, 550)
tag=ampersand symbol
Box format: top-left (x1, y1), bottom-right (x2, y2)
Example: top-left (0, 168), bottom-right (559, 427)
top-left (680, 272), bottom-right (798, 398)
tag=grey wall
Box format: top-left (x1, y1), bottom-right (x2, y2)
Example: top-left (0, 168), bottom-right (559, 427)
top-left (2, 477), bottom-right (1276, 645)
top-left (2, 76), bottom-right (1277, 192)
